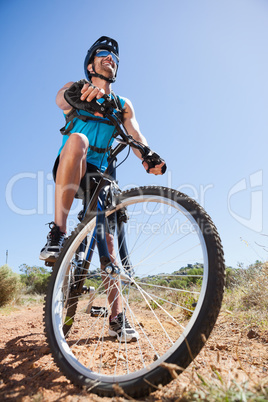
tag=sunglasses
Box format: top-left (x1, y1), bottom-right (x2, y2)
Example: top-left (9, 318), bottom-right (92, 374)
top-left (95, 49), bottom-right (119, 65)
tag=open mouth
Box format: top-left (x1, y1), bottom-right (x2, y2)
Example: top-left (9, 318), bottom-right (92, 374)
top-left (102, 60), bottom-right (114, 68)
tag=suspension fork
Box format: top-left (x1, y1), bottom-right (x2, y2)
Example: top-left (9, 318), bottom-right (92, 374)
top-left (108, 160), bottom-right (132, 271)
top-left (72, 185), bottom-right (100, 294)
top-left (117, 217), bottom-right (132, 271)
top-left (96, 189), bottom-right (133, 278)
top-left (95, 185), bottom-right (116, 270)
top-left (72, 223), bottom-right (97, 294)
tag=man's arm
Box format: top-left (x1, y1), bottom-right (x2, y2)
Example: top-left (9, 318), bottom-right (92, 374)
top-left (56, 82), bottom-right (74, 113)
top-left (123, 99), bottom-right (165, 175)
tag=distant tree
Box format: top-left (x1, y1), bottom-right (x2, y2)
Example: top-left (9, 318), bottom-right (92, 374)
top-left (20, 264), bottom-right (48, 276)
top-left (20, 264), bottom-right (51, 294)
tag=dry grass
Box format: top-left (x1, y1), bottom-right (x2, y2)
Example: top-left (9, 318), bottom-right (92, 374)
top-left (224, 262), bottom-right (268, 329)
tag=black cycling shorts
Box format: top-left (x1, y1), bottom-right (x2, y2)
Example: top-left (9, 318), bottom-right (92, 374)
top-left (53, 155), bottom-right (102, 200)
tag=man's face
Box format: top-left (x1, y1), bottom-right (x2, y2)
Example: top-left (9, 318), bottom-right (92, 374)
top-left (88, 51), bottom-right (117, 79)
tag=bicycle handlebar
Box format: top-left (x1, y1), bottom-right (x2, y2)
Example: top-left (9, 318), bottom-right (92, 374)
top-left (64, 80), bottom-right (166, 174)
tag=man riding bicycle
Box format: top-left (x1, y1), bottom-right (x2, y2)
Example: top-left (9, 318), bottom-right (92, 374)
top-left (40, 36), bottom-right (166, 341)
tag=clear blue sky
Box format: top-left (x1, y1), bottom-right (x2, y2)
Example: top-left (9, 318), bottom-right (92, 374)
top-left (1, 0), bottom-right (267, 273)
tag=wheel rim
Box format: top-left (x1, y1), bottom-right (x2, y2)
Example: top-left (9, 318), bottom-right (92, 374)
top-left (51, 192), bottom-right (209, 383)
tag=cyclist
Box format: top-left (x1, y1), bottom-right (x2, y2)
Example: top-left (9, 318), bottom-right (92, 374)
top-left (40, 36), bottom-right (166, 341)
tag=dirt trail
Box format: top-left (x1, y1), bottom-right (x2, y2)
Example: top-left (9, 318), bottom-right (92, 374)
top-left (0, 304), bottom-right (267, 401)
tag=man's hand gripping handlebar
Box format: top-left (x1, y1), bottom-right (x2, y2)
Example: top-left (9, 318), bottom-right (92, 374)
top-left (142, 151), bottom-right (166, 175)
top-left (64, 80), bottom-right (119, 116)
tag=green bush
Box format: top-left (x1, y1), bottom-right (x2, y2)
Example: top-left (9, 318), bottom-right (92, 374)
top-left (0, 265), bottom-right (21, 307)
top-left (156, 279), bottom-right (168, 287)
top-left (20, 264), bottom-right (51, 294)
top-left (23, 273), bottom-right (51, 294)
top-left (84, 278), bottom-right (103, 291)
top-left (169, 279), bottom-right (188, 289)
top-left (146, 298), bottom-right (165, 310)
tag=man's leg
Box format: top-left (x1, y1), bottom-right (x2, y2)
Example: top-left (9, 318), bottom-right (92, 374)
top-left (55, 133), bottom-right (89, 232)
top-left (40, 133), bottom-right (89, 261)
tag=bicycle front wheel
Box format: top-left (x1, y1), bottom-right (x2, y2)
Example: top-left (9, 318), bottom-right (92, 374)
top-left (44, 186), bottom-right (225, 398)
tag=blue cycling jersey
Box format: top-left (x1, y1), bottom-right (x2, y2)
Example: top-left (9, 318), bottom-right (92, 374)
top-left (58, 95), bottom-right (126, 172)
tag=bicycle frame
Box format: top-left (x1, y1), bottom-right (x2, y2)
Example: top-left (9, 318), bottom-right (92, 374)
top-left (72, 137), bottom-right (133, 293)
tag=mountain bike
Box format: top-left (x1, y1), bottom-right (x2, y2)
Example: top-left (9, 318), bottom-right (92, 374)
top-left (44, 82), bottom-right (225, 398)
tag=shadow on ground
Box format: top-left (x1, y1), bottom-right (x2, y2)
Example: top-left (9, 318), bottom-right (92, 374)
top-left (0, 332), bottom-right (81, 401)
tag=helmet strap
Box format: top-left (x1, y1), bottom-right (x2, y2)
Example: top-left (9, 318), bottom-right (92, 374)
top-left (88, 64), bottom-right (116, 83)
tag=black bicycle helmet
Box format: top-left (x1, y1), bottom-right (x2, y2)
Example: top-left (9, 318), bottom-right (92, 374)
top-left (84, 36), bottom-right (119, 83)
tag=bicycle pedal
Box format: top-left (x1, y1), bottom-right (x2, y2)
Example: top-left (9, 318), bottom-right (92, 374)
top-left (90, 306), bottom-right (109, 317)
top-left (45, 261), bottom-right (55, 267)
